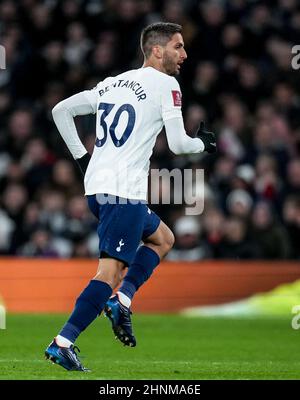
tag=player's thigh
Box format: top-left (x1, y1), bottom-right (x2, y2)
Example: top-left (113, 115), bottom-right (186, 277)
top-left (142, 208), bottom-right (174, 248)
top-left (95, 195), bottom-right (147, 266)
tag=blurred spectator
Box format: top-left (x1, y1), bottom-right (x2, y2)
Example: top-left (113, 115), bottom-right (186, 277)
top-left (194, 1), bottom-right (225, 62)
top-left (273, 81), bottom-right (300, 128)
top-left (90, 40), bottom-right (116, 77)
top-left (0, 90), bottom-right (12, 124)
top-left (27, 4), bottom-right (55, 47)
top-left (64, 22), bottom-right (92, 66)
top-left (22, 202), bottom-right (41, 238)
top-left (167, 216), bottom-right (211, 260)
top-left (39, 190), bottom-right (67, 236)
top-left (282, 195), bottom-right (300, 259)
top-left (215, 216), bottom-right (261, 259)
top-left (236, 61), bottom-right (265, 112)
top-left (41, 41), bottom-right (69, 84)
top-left (187, 61), bottom-right (219, 120)
top-left (210, 155), bottom-right (237, 209)
top-left (21, 138), bottom-right (55, 193)
top-left (226, 189), bottom-right (253, 220)
top-left (162, 0), bottom-right (197, 47)
top-left (251, 201), bottom-right (291, 259)
top-left (19, 229), bottom-right (59, 258)
top-left (284, 158), bottom-right (300, 196)
top-left (63, 195), bottom-right (94, 242)
top-left (230, 164), bottom-right (256, 193)
top-left (0, 209), bottom-right (15, 254)
top-left (254, 154), bottom-right (282, 202)
top-left (255, 101), bottom-right (276, 124)
top-left (202, 207), bottom-right (225, 257)
top-left (2, 183), bottom-right (28, 225)
top-left (6, 109), bottom-right (34, 159)
top-left (72, 240), bottom-right (93, 258)
top-left (220, 24), bottom-right (244, 72)
top-left (243, 3), bottom-right (273, 59)
top-left (49, 159), bottom-right (82, 198)
top-left (184, 104), bottom-right (206, 134)
top-left (0, 161), bottom-right (24, 192)
top-left (218, 99), bottom-right (249, 161)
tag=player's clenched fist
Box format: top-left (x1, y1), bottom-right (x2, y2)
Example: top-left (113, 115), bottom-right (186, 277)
top-left (196, 121), bottom-right (217, 153)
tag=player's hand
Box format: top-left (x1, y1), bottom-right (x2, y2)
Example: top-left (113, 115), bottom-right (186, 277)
top-left (75, 153), bottom-right (91, 177)
top-left (196, 121), bottom-right (217, 153)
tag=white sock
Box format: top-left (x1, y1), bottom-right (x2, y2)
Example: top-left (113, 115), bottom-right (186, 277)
top-left (117, 291), bottom-right (131, 308)
top-left (55, 335), bottom-right (73, 348)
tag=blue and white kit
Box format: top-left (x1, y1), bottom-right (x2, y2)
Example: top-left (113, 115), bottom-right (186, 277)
top-left (87, 194), bottom-right (160, 265)
top-left (52, 66), bottom-right (204, 261)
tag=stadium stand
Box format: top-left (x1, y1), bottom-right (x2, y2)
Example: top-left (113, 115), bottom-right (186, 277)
top-left (0, 0), bottom-right (299, 259)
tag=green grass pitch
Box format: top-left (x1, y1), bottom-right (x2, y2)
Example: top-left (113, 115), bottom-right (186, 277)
top-left (0, 313), bottom-right (299, 380)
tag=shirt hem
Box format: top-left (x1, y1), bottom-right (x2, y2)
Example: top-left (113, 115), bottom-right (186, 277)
top-left (84, 188), bottom-right (147, 201)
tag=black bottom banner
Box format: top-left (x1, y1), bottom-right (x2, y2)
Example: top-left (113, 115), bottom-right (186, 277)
top-left (0, 380), bottom-right (291, 398)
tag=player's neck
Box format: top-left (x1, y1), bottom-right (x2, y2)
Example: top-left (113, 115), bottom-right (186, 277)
top-left (142, 59), bottom-right (166, 75)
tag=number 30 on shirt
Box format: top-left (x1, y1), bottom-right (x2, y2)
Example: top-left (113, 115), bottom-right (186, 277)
top-left (95, 102), bottom-right (136, 148)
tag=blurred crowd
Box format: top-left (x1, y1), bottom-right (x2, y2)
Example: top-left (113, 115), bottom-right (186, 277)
top-left (0, 0), bottom-right (300, 260)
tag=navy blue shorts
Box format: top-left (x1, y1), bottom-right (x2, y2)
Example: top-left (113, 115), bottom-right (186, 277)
top-left (87, 194), bottom-right (161, 265)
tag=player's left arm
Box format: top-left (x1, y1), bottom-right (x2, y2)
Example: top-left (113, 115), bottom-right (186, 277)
top-left (52, 88), bottom-right (98, 176)
top-left (164, 117), bottom-right (204, 154)
top-left (161, 77), bottom-right (216, 155)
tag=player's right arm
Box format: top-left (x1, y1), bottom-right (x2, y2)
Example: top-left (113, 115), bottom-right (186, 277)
top-left (161, 77), bottom-right (216, 155)
top-left (52, 87), bottom-right (98, 175)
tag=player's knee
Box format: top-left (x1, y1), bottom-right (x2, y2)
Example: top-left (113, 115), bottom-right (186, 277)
top-left (94, 258), bottom-right (125, 289)
top-left (145, 222), bottom-right (175, 257)
top-left (94, 271), bottom-right (119, 289)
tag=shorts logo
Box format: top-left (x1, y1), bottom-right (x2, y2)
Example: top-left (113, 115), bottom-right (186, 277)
top-left (171, 90), bottom-right (182, 107)
top-left (116, 239), bottom-right (125, 252)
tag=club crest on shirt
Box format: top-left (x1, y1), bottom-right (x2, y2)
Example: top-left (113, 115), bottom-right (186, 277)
top-left (171, 90), bottom-right (182, 107)
top-left (116, 239), bottom-right (125, 252)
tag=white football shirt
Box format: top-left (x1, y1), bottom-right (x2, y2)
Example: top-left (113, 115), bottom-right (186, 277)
top-left (82, 66), bottom-right (184, 200)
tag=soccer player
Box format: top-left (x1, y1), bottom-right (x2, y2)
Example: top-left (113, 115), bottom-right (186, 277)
top-left (45, 22), bottom-right (216, 371)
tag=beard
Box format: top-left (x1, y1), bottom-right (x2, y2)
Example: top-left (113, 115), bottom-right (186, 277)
top-left (162, 51), bottom-right (179, 76)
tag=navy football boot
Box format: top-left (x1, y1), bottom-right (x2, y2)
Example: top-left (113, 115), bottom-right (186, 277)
top-left (104, 294), bottom-right (136, 347)
top-left (45, 339), bottom-right (90, 371)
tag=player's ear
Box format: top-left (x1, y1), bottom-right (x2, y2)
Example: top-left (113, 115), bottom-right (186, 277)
top-left (152, 45), bottom-right (163, 59)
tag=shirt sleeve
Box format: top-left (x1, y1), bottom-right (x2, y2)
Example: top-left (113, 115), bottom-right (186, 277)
top-left (160, 77), bottom-right (183, 122)
top-left (52, 89), bottom-right (99, 159)
top-left (164, 117), bottom-right (205, 154)
top-left (82, 86), bottom-right (99, 114)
